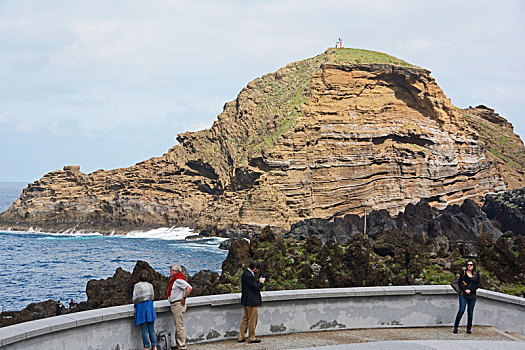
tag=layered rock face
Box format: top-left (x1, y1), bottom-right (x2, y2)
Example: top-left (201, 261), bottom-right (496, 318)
top-left (219, 63), bottom-right (500, 227)
top-left (1, 48), bottom-right (523, 233)
top-left (463, 105), bottom-right (525, 189)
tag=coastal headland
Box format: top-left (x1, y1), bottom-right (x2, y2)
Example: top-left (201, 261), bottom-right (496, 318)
top-left (1, 48), bottom-right (524, 235)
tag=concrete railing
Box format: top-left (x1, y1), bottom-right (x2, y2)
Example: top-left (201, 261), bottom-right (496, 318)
top-left (1, 286), bottom-right (524, 349)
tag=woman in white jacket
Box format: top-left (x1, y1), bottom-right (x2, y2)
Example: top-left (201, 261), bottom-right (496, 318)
top-left (133, 270), bottom-right (157, 350)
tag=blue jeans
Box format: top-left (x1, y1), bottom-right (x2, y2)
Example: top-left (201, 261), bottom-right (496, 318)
top-left (140, 322), bottom-right (157, 348)
top-left (454, 294), bottom-right (476, 330)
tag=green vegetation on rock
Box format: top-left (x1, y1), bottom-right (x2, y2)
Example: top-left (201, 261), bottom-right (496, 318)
top-left (239, 47), bottom-right (419, 159)
top-left (503, 283), bottom-right (525, 297)
top-left (488, 148), bottom-right (519, 168)
top-left (245, 56), bottom-right (320, 156)
top-left (462, 108), bottom-right (525, 184)
top-left (421, 264), bottom-right (454, 285)
top-left (220, 226), bottom-right (525, 299)
top-left (325, 48), bottom-right (417, 67)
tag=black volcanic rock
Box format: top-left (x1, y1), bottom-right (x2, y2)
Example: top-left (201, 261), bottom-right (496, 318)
top-left (220, 238), bottom-right (250, 279)
top-left (80, 260), bottom-right (172, 310)
top-left (479, 231), bottom-right (525, 284)
top-left (483, 188), bottom-right (525, 236)
top-left (250, 226), bottom-right (286, 284)
top-left (218, 238), bottom-right (234, 250)
top-left (84, 267), bottom-right (133, 309)
top-left (304, 235), bottom-right (322, 254)
top-left (288, 198), bottom-right (501, 256)
top-left (0, 300), bottom-right (56, 327)
top-left (428, 200), bottom-right (502, 256)
top-left (131, 260), bottom-right (172, 300)
top-left (363, 209), bottom-right (397, 240)
top-left (288, 218), bottom-right (343, 243)
top-left (374, 229), bottom-right (429, 284)
top-left (189, 270), bottom-right (221, 296)
top-left (396, 200), bottom-right (434, 236)
top-left (344, 235), bottom-right (374, 287)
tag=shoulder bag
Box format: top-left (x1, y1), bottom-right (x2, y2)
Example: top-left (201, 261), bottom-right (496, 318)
top-left (451, 270), bottom-right (465, 293)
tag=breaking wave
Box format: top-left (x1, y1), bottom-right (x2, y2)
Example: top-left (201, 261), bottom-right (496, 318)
top-left (124, 226), bottom-right (197, 240)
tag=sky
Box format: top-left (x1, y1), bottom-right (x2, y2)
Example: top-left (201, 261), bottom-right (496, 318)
top-left (0, 0), bottom-right (524, 183)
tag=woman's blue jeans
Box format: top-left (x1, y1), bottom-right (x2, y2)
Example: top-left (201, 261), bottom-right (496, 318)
top-left (140, 322), bottom-right (157, 348)
top-left (454, 294), bottom-right (476, 330)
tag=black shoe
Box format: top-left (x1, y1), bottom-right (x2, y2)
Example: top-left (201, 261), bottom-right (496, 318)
top-left (453, 327), bottom-right (458, 334)
top-left (248, 339), bottom-right (261, 343)
top-left (238, 339), bottom-right (246, 343)
top-left (467, 329), bottom-right (472, 334)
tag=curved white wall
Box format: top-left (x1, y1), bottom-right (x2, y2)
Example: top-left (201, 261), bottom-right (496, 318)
top-left (1, 286), bottom-right (524, 349)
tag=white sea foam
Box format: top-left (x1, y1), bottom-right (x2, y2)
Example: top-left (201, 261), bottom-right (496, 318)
top-left (124, 226), bottom-right (197, 240)
top-left (3, 227), bottom-right (103, 237)
top-left (2, 226), bottom-right (229, 242)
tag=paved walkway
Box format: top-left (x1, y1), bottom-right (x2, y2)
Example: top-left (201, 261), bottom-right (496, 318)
top-left (187, 326), bottom-right (525, 350)
top-left (291, 340), bottom-right (525, 349)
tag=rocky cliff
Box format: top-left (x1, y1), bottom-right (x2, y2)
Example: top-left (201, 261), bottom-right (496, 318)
top-left (1, 48), bottom-right (524, 234)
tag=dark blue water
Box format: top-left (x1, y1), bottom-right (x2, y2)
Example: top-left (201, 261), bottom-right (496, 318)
top-left (0, 183), bottom-right (228, 312)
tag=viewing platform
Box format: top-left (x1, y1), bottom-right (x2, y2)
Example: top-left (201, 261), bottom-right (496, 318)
top-left (1, 285), bottom-right (524, 349)
top-left (187, 326), bottom-right (525, 349)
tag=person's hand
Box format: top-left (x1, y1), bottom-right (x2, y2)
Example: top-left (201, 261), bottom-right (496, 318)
top-left (181, 297), bottom-right (186, 305)
top-left (259, 277), bottom-right (266, 283)
top-left (465, 289), bottom-right (471, 294)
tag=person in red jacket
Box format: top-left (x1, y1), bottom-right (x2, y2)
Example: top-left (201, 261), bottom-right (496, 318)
top-left (237, 260), bottom-right (266, 343)
top-left (166, 264), bottom-right (192, 350)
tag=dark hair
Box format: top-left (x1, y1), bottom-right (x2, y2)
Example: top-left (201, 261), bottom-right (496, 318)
top-left (466, 260), bottom-right (477, 273)
top-left (138, 270), bottom-right (149, 282)
top-left (249, 260), bottom-right (261, 270)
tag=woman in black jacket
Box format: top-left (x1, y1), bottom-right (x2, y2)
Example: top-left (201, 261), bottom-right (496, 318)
top-left (453, 259), bottom-right (480, 334)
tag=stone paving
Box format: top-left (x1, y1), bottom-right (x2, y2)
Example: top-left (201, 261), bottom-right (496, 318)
top-left (292, 340), bottom-right (525, 350)
top-left (186, 326), bottom-right (524, 350)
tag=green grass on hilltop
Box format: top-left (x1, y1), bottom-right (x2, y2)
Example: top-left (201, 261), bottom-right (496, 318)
top-left (228, 47), bottom-right (419, 160)
top-left (325, 47), bottom-right (418, 67)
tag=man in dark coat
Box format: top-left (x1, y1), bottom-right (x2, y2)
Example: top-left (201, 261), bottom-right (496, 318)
top-left (55, 300), bottom-right (64, 316)
top-left (238, 260), bottom-right (265, 343)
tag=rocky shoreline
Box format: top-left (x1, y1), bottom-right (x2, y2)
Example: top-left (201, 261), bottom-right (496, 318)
top-left (2, 188), bottom-right (524, 328)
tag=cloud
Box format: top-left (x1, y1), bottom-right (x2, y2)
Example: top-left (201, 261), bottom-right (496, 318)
top-left (17, 122), bottom-right (34, 133)
top-left (68, 90), bottom-right (111, 106)
top-left (0, 0), bottom-right (523, 181)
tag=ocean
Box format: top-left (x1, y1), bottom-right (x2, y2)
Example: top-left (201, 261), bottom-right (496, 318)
top-left (0, 182), bottom-right (228, 312)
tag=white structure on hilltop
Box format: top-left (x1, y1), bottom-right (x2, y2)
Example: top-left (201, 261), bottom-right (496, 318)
top-left (336, 38), bottom-right (343, 48)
